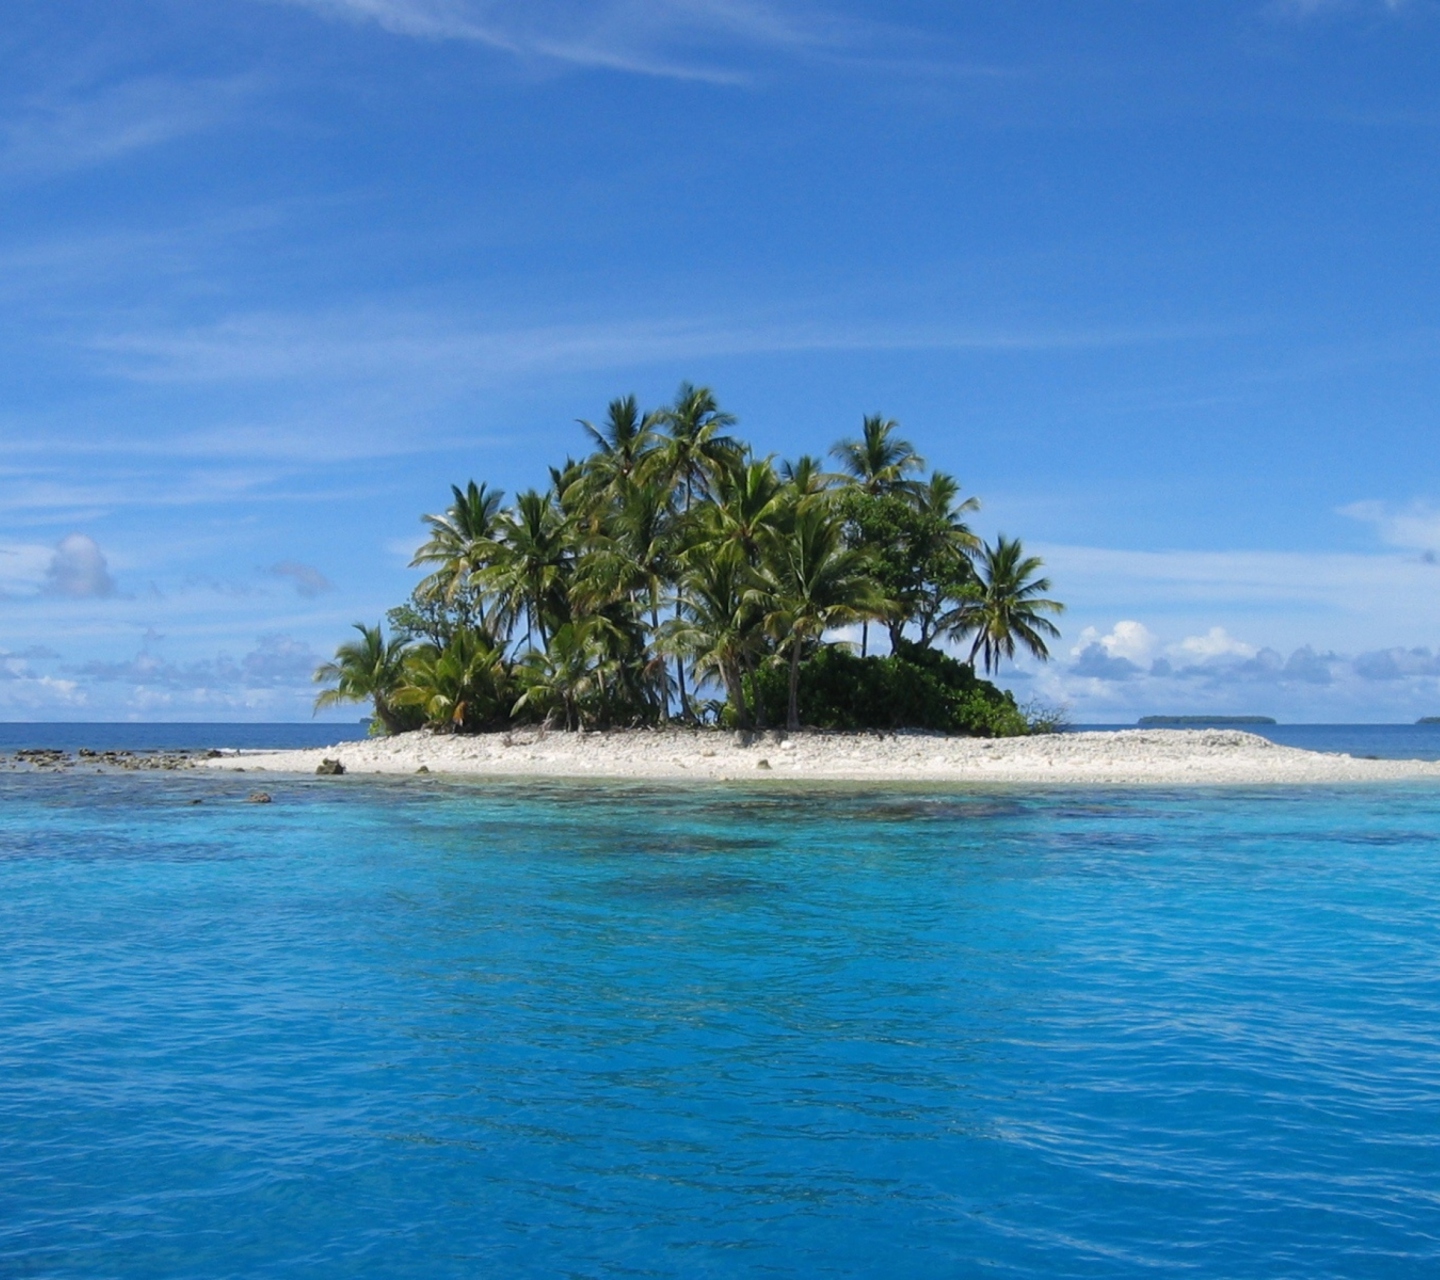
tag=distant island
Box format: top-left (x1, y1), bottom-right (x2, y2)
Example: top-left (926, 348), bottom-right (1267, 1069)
top-left (1139, 716), bottom-right (1277, 727)
top-left (1418, 717), bottom-right (1440, 725)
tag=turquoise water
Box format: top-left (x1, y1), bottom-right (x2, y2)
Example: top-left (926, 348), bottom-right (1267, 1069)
top-left (3, 774), bottom-right (1438, 1278)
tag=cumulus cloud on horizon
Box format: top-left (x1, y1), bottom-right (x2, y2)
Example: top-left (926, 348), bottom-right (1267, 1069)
top-left (79, 632), bottom-right (319, 691)
top-left (1036, 617), bottom-right (1440, 722)
top-left (43, 534), bottom-right (116, 599)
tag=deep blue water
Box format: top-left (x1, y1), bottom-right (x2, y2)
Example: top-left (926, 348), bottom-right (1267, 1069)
top-left (0, 722), bottom-right (371, 752)
top-left (3, 773), bottom-right (1439, 1278)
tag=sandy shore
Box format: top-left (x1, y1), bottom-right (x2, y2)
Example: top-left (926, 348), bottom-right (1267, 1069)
top-left (201, 728), bottom-right (1440, 786)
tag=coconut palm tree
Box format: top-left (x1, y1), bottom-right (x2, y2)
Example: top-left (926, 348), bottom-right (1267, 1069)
top-left (485, 490), bottom-right (575, 651)
top-left (661, 546), bottom-right (765, 730)
top-left (702, 456), bottom-right (788, 566)
top-left (949, 535), bottom-right (1064, 675)
top-left (394, 628), bottom-right (510, 732)
top-left (410, 481), bottom-right (505, 627)
top-left (512, 619), bottom-right (609, 731)
top-left (313, 623), bottom-right (411, 734)
top-left (830, 415), bottom-right (925, 497)
top-left (653, 384), bottom-right (740, 717)
top-left (654, 383), bottom-right (739, 510)
top-left (758, 504), bottom-right (885, 730)
top-left (577, 395), bottom-right (660, 495)
top-left (779, 454), bottom-right (834, 497)
top-left (915, 471), bottom-right (981, 549)
top-left (572, 478), bottom-right (679, 718)
top-left (908, 470), bottom-right (982, 649)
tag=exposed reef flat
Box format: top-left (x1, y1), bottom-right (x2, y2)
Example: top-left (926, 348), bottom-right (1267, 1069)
top-left (2, 747), bottom-right (201, 772)
top-left (199, 728), bottom-right (1440, 786)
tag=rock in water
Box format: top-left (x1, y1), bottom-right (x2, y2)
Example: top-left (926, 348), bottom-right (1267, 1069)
top-left (316, 758), bottom-right (346, 776)
top-left (247, 791), bottom-right (272, 804)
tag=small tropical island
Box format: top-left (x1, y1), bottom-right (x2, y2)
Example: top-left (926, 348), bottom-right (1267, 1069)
top-left (314, 386), bottom-right (1065, 737)
top-left (275, 386), bottom-right (1440, 785)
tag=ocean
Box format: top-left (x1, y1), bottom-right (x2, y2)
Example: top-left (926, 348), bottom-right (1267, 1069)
top-left (2, 769), bottom-right (1437, 1277)
top-left (0, 722), bottom-right (372, 753)
top-left (4, 720), bottom-right (1440, 759)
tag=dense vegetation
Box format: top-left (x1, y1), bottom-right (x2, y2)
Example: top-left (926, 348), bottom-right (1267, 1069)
top-left (315, 386), bottom-right (1064, 735)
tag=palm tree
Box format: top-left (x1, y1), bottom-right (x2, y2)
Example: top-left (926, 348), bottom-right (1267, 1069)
top-left (661, 546), bottom-right (765, 730)
top-left (830, 415), bottom-right (925, 497)
top-left (485, 490), bottom-right (574, 651)
top-left (313, 623), bottom-right (411, 734)
top-left (409, 481), bottom-right (505, 629)
top-left (949, 536), bottom-right (1064, 675)
top-left (573, 478), bottom-right (678, 719)
top-left (512, 620), bottom-right (608, 731)
top-left (702, 456), bottom-right (787, 566)
top-left (916, 472), bottom-right (981, 549)
top-left (653, 383), bottom-right (740, 717)
top-left (779, 454), bottom-right (834, 497)
top-left (910, 471), bottom-right (982, 649)
top-left (394, 629), bottom-right (510, 732)
top-left (654, 383), bottom-right (740, 510)
top-left (759, 504), bottom-right (885, 730)
top-left (577, 395), bottom-right (660, 495)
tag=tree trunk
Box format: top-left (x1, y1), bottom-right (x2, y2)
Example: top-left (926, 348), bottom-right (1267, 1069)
top-left (652, 601), bottom-right (667, 723)
top-left (725, 661), bottom-right (750, 730)
top-left (861, 621), bottom-right (868, 658)
top-left (374, 697), bottom-right (404, 736)
top-left (787, 641), bottom-right (802, 731)
top-left (887, 620), bottom-right (906, 653)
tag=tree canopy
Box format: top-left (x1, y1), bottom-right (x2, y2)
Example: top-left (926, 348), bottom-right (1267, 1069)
top-left (315, 386), bottom-right (1065, 735)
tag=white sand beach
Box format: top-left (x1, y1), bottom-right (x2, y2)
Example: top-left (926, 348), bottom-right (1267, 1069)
top-left (202, 728), bottom-right (1440, 786)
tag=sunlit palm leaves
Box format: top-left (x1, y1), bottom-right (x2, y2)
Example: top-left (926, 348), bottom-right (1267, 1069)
top-left (948, 535), bottom-right (1065, 675)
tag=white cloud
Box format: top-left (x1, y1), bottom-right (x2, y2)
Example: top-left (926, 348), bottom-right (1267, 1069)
top-left (1172, 626), bottom-right (1256, 661)
top-left (1340, 500), bottom-right (1440, 559)
top-left (43, 534), bottom-right (117, 599)
top-left (1071, 620), bottom-right (1157, 663)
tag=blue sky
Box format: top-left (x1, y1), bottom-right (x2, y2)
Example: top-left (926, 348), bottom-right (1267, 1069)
top-left (2, 0), bottom-right (1439, 722)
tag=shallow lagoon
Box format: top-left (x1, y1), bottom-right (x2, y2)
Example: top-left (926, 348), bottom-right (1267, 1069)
top-left (3, 773), bottom-right (1438, 1278)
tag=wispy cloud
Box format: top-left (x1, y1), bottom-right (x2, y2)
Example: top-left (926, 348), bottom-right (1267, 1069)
top-left (90, 308), bottom-right (1199, 388)
top-left (268, 0), bottom-right (884, 82)
top-left (268, 560), bottom-right (335, 598)
top-left (1038, 543), bottom-right (1440, 622)
top-left (79, 632), bottom-right (320, 690)
top-left (0, 76), bottom-right (255, 181)
top-left (1339, 499), bottom-right (1440, 559)
top-left (1269, 0), bottom-right (1413, 20)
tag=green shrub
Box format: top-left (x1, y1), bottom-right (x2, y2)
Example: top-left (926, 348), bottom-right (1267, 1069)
top-left (747, 641), bottom-right (1028, 737)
